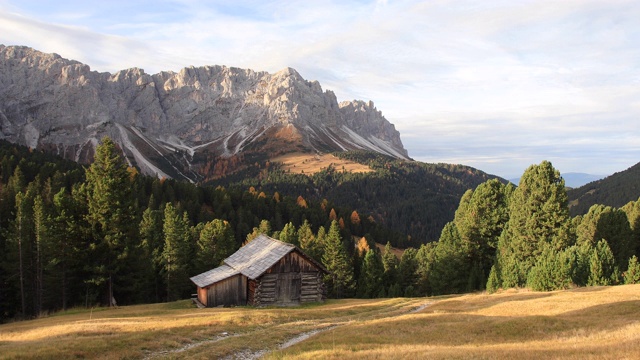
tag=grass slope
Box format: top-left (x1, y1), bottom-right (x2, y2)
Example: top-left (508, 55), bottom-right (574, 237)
top-left (2, 286), bottom-right (639, 359)
top-left (271, 152), bottom-right (373, 175)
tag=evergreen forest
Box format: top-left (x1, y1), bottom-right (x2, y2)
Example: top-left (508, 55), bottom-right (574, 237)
top-left (1, 138), bottom-right (640, 323)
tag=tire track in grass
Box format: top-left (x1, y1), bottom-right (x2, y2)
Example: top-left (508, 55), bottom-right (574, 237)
top-left (221, 299), bottom-right (433, 360)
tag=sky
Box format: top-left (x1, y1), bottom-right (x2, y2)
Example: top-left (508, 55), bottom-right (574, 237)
top-left (1, 0), bottom-right (639, 179)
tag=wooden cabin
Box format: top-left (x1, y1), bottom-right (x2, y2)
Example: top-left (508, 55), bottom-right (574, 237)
top-left (190, 234), bottom-right (327, 307)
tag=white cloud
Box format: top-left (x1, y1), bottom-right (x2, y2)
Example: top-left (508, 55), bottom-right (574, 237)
top-left (1, 0), bottom-right (639, 178)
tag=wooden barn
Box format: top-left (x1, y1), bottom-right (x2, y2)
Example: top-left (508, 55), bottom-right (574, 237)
top-left (190, 234), bottom-right (327, 307)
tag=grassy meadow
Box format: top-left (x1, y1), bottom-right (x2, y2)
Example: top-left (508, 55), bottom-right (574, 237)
top-left (271, 153), bottom-right (373, 175)
top-left (1, 285), bottom-right (640, 359)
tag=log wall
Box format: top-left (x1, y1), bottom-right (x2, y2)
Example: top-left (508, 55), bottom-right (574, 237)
top-left (250, 250), bottom-right (326, 306)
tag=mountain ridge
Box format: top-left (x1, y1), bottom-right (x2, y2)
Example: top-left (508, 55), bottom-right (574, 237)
top-left (0, 45), bottom-right (408, 182)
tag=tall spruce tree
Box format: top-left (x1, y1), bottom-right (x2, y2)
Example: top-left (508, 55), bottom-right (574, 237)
top-left (496, 161), bottom-right (574, 288)
top-left (85, 137), bottom-right (137, 306)
top-left (322, 220), bottom-right (354, 298)
top-left (162, 203), bottom-right (191, 301)
top-left (356, 249), bottom-right (384, 298)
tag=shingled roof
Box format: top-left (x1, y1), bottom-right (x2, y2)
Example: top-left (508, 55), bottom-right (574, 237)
top-left (190, 234), bottom-right (301, 288)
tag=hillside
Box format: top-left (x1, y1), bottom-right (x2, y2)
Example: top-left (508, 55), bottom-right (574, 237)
top-left (1, 285), bottom-right (639, 359)
top-left (568, 161), bottom-right (640, 216)
top-left (209, 150), bottom-right (503, 245)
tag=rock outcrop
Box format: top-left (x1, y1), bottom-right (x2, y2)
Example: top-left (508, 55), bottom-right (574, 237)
top-left (0, 45), bottom-right (409, 182)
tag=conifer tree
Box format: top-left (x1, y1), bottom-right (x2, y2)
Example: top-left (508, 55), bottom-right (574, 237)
top-left (85, 137), bottom-right (137, 306)
top-left (322, 220), bottom-right (354, 298)
top-left (624, 255), bottom-right (640, 284)
top-left (356, 249), bottom-right (384, 298)
top-left (496, 161), bottom-right (574, 288)
top-left (576, 204), bottom-right (634, 270)
top-left (454, 179), bottom-right (511, 287)
top-left (397, 247), bottom-right (418, 292)
top-left (195, 219), bottom-right (235, 273)
top-left (587, 239), bottom-right (617, 286)
top-left (429, 222), bottom-right (468, 294)
top-left (278, 222), bottom-right (298, 245)
top-left (298, 220), bottom-right (321, 261)
top-left (162, 203), bottom-right (191, 301)
top-left (381, 242), bottom-right (399, 289)
top-left (245, 219), bottom-right (272, 243)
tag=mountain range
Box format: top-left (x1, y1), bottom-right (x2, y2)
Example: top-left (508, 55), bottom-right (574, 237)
top-left (0, 45), bottom-right (408, 183)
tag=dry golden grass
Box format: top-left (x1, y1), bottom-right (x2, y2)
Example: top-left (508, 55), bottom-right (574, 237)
top-left (271, 153), bottom-right (372, 175)
top-left (2, 286), bottom-right (640, 359)
top-left (272, 285), bottom-right (640, 359)
top-left (0, 298), bottom-right (424, 359)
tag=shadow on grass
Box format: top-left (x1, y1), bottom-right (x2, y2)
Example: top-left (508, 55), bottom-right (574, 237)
top-left (331, 299), bottom-right (640, 348)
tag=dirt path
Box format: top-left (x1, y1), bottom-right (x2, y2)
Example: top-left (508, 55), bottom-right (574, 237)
top-left (143, 299), bottom-right (432, 359)
top-left (220, 300), bottom-right (433, 360)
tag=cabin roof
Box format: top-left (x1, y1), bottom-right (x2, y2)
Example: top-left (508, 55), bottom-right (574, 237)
top-left (224, 234), bottom-right (296, 280)
top-left (190, 264), bottom-right (239, 288)
top-left (191, 234), bottom-right (326, 288)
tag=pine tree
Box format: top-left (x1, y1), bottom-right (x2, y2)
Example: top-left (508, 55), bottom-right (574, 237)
top-left (322, 220), bottom-right (354, 298)
top-left (624, 255), bottom-right (640, 284)
top-left (195, 219), bottom-right (236, 273)
top-left (298, 220), bottom-right (321, 261)
top-left (381, 242), bottom-right (399, 289)
top-left (576, 204), bottom-right (634, 270)
top-left (162, 203), bottom-right (191, 301)
top-left (429, 222), bottom-right (468, 295)
top-left (356, 249), bottom-right (384, 298)
top-left (486, 264), bottom-right (500, 294)
top-left (245, 219), bottom-right (272, 243)
top-left (496, 161), bottom-right (574, 288)
top-left (454, 179), bottom-right (511, 288)
top-left (85, 137), bottom-right (137, 306)
top-left (397, 248), bottom-right (418, 292)
top-left (588, 239), bottom-right (617, 286)
top-left (278, 222), bottom-right (298, 246)
top-left (526, 245), bottom-right (573, 291)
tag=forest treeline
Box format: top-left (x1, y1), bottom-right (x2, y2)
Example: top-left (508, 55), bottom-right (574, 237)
top-left (2, 138), bottom-right (640, 323)
top-left (206, 149), bottom-right (499, 246)
top-left (417, 161), bottom-right (640, 295)
top-left (0, 139), bottom-right (403, 321)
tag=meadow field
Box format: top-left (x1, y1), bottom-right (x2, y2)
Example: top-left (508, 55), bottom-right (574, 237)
top-left (1, 285), bottom-right (639, 359)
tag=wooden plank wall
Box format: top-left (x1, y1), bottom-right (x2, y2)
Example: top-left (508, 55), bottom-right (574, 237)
top-left (206, 274), bottom-right (247, 307)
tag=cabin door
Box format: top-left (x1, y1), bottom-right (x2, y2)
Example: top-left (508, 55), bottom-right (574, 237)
top-left (276, 273), bottom-right (301, 303)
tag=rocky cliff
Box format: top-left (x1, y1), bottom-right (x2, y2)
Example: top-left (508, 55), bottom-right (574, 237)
top-left (0, 45), bottom-right (409, 182)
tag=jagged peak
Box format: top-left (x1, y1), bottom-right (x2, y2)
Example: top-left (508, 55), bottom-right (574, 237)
top-left (0, 44), bottom-right (410, 180)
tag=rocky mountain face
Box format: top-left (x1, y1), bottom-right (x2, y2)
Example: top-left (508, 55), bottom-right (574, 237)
top-left (0, 45), bottom-right (409, 182)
